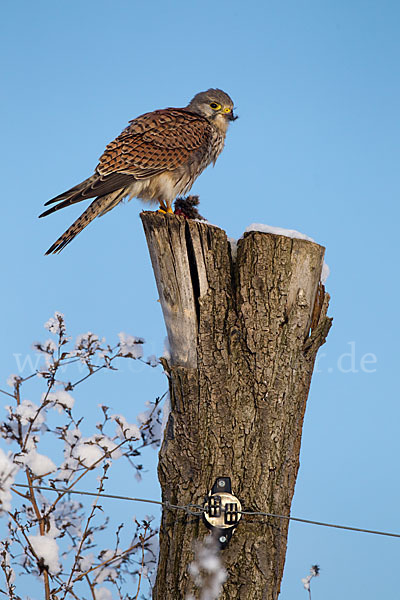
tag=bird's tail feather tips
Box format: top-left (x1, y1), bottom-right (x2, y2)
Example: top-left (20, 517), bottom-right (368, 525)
top-left (43, 190), bottom-right (127, 254)
top-left (44, 198), bottom-right (102, 255)
top-left (43, 175), bottom-right (99, 207)
top-left (40, 197), bottom-right (82, 219)
top-left (42, 173), bottom-right (133, 212)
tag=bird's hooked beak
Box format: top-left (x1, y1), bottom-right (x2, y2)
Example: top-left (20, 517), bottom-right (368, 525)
top-left (228, 108), bottom-right (238, 122)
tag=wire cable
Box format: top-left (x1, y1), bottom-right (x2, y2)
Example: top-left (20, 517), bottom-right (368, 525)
top-left (239, 509), bottom-right (400, 538)
top-left (13, 483), bottom-right (400, 539)
top-left (13, 483), bottom-right (204, 515)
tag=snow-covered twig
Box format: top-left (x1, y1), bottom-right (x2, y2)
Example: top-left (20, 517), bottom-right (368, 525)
top-left (302, 564), bottom-right (320, 599)
top-left (0, 312), bottom-right (163, 600)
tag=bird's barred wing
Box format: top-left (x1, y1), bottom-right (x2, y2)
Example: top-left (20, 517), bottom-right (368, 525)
top-left (97, 109), bottom-right (212, 180)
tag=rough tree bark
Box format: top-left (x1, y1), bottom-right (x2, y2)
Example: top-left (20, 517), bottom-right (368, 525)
top-left (140, 212), bottom-right (332, 600)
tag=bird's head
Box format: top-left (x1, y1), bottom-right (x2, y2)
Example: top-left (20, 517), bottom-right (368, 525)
top-left (187, 89), bottom-right (237, 132)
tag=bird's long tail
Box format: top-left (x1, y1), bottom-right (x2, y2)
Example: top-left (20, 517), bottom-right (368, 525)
top-left (40, 173), bottom-right (135, 218)
top-left (44, 189), bottom-right (127, 255)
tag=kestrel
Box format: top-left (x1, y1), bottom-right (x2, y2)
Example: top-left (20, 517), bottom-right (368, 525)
top-left (40, 89), bottom-right (236, 254)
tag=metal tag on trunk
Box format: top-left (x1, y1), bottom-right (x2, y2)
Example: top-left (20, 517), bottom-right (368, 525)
top-left (203, 477), bottom-right (242, 548)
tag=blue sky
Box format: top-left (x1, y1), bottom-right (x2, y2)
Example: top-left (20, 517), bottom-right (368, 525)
top-left (1, 1), bottom-right (400, 597)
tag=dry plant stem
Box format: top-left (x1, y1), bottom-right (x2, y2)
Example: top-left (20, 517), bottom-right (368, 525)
top-left (85, 574), bottom-right (97, 600)
top-left (46, 439), bottom-right (127, 516)
top-left (21, 378), bottom-right (56, 452)
top-left (11, 485), bottom-right (29, 500)
top-left (0, 389), bottom-right (15, 399)
top-left (72, 532), bottom-right (156, 584)
top-left (18, 348), bottom-right (121, 452)
top-left (44, 576), bottom-right (51, 600)
top-left (8, 511), bottom-right (51, 600)
top-left (26, 470), bottom-right (43, 527)
top-left (0, 546), bottom-right (16, 600)
top-left (71, 364), bottom-right (107, 388)
top-left (62, 484), bottom-right (104, 598)
top-left (141, 213), bottom-right (332, 600)
top-left (15, 380), bottom-right (21, 406)
top-left (8, 511), bottom-right (39, 561)
top-left (15, 380), bottom-right (23, 441)
top-left (0, 373), bottom-right (41, 400)
top-left (134, 525), bottom-right (149, 600)
top-left (65, 588), bottom-right (81, 600)
top-left (25, 469), bottom-right (52, 600)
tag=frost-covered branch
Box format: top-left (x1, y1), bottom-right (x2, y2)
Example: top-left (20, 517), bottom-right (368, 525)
top-left (302, 564), bottom-right (320, 599)
top-left (0, 312), bottom-right (164, 600)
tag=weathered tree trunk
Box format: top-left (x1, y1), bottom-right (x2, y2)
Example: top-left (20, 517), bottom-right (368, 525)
top-left (140, 212), bottom-right (332, 600)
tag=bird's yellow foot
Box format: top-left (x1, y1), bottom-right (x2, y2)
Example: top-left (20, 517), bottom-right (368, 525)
top-left (157, 202), bottom-right (174, 214)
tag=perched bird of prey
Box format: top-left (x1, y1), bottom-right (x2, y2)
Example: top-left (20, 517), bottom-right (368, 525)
top-left (40, 89), bottom-right (236, 254)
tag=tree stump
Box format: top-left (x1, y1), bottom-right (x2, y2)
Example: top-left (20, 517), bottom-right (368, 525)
top-left (140, 212), bottom-right (332, 600)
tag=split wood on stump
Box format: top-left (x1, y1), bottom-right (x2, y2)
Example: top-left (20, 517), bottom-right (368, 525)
top-left (140, 212), bottom-right (332, 600)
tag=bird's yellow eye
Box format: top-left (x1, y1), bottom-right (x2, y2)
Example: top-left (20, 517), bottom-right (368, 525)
top-left (223, 107), bottom-right (231, 113)
top-left (210, 102), bottom-right (221, 110)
